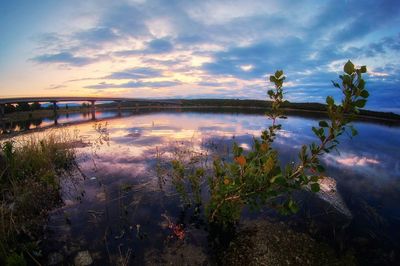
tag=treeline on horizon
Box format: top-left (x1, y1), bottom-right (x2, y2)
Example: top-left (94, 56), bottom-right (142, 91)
top-left (3, 102), bottom-right (43, 113)
top-left (99, 98), bottom-right (400, 120)
top-left (2, 102), bottom-right (87, 114)
top-left (178, 99), bottom-right (400, 120)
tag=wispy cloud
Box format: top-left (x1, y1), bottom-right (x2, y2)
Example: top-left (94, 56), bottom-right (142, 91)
top-left (114, 38), bottom-right (174, 56)
top-left (104, 67), bottom-right (164, 79)
top-left (32, 52), bottom-right (96, 66)
top-left (85, 80), bottom-right (181, 89)
top-left (45, 84), bottom-right (66, 90)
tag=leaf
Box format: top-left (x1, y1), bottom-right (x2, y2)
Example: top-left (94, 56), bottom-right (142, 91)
top-left (342, 74), bottom-right (352, 85)
top-left (354, 99), bottom-right (367, 108)
top-left (331, 80), bottom-right (340, 88)
top-left (326, 96), bottom-right (334, 106)
top-left (299, 144), bottom-right (308, 161)
top-left (234, 155), bottom-right (246, 167)
top-left (275, 70), bottom-right (284, 79)
top-left (319, 121), bottom-right (329, 128)
top-left (312, 126), bottom-right (319, 137)
top-left (310, 183), bottom-right (320, 192)
top-left (270, 174), bottom-right (281, 184)
top-left (310, 175), bottom-right (320, 182)
top-left (360, 65), bottom-right (367, 73)
top-left (316, 164), bottom-right (325, 172)
top-left (360, 90), bottom-right (369, 98)
top-left (350, 126), bottom-right (358, 137)
top-left (263, 156), bottom-right (275, 172)
top-left (344, 60), bottom-right (355, 74)
top-left (288, 200), bottom-right (299, 213)
top-left (260, 143), bottom-right (269, 152)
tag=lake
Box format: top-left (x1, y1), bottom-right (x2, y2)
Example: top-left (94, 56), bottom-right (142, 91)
top-left (2, 109), bottom-right (399, 265)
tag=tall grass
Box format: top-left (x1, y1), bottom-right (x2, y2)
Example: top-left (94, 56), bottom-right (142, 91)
top-left (0, 130), bottom-right (77, 264)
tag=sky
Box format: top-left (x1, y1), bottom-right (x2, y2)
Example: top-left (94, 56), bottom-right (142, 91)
top-left (0, 0), bottom-right (399, 112)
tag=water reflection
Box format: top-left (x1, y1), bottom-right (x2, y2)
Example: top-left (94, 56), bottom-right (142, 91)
top-left (5, 110), bottom-right (399, 265)
top-left (0, 110), bottom-right (129, 135)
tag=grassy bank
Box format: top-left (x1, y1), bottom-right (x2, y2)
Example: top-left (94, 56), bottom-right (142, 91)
top-left (0, 131), bottom-right (76, 265)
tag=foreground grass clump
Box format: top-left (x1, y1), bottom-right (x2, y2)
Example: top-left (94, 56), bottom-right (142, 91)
top-left (0, 131), bottom-right (76, 265)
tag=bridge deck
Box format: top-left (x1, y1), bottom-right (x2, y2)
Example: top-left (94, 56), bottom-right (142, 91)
top-left (0, 97), bottom-right (181, 117)
top-left (0, 97), bottom-right (180, 105)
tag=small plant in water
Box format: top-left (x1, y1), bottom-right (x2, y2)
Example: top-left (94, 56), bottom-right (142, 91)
top-left (166, 60), bottom-right (369, 227)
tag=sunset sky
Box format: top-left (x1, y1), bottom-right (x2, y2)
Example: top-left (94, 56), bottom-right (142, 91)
top-left (0, 0), bottom-right (399, 112)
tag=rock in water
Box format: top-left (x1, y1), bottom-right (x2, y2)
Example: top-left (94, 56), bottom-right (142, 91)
top-left (74, 251), bottom-right (93, 266)
top-left (316, 176), bottom-right (352, 218)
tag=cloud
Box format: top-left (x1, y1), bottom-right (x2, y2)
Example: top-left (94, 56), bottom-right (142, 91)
top-left (85, 80), bottom-right (181, 89)
top-left (347, 33), bottom-right (400, 57)
top-left (99, 4), bottom-right (149, 37)
top-left (197, 81), bottom-right (223, 87)
top-left (147, 38), bottom-right (173, 53)
top-left (45, 84), bottom-right (67, 90)
top-left (336, 155), bottom-right (380, 167)
top-left (203, 37), bottom-right (312, 79)
top-left (114, 38), bottom-right (174, 56)
top-left (74, 27), bottom-right (119, 46)
top-left (329, 0), bottom-right (400, 43)
top-left (104, 67), bottom-right (164, 79)
top-left (142, 57), bottom-right (186, 66)
top-left (197, 81), bottom-right (237, 87)
top-left (32, 52), bottom-right (96, 66)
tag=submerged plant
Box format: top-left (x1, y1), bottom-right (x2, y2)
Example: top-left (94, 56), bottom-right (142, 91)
top-left (166, 60), bottom-right (369, 226)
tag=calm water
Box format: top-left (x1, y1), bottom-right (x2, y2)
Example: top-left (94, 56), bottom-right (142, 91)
top-left (3, 110), bottom-right (400, 265)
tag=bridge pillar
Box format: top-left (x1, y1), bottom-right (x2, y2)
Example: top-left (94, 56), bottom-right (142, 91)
top-left (90, 101), bottom-right (96, 111)
top-left (0, 104), bottom-right (4, 119)
top-left (52, 101), bottom-right (58, 115)
top-left (90, 101), bottom-right (96, 120)
top-left (116, 101), bottom-right (122, 116)
top-left (52, 102), bottom-right (58, 125)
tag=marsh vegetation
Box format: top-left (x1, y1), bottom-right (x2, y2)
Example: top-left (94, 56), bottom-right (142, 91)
top-left (0, 131), bottom-right (77, 265)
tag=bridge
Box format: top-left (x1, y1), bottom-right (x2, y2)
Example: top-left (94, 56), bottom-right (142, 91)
top-left (0, 97), bottom-right (181, 118)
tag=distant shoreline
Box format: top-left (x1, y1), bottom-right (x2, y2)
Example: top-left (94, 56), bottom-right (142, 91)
top-left (177, 106), bottom-right (400, 123)
top-left (1, 99), bottom-right (399, 124)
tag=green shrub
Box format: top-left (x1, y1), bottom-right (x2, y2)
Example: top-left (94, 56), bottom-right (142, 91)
top-left (167, 61), bottom-right (369, 226)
